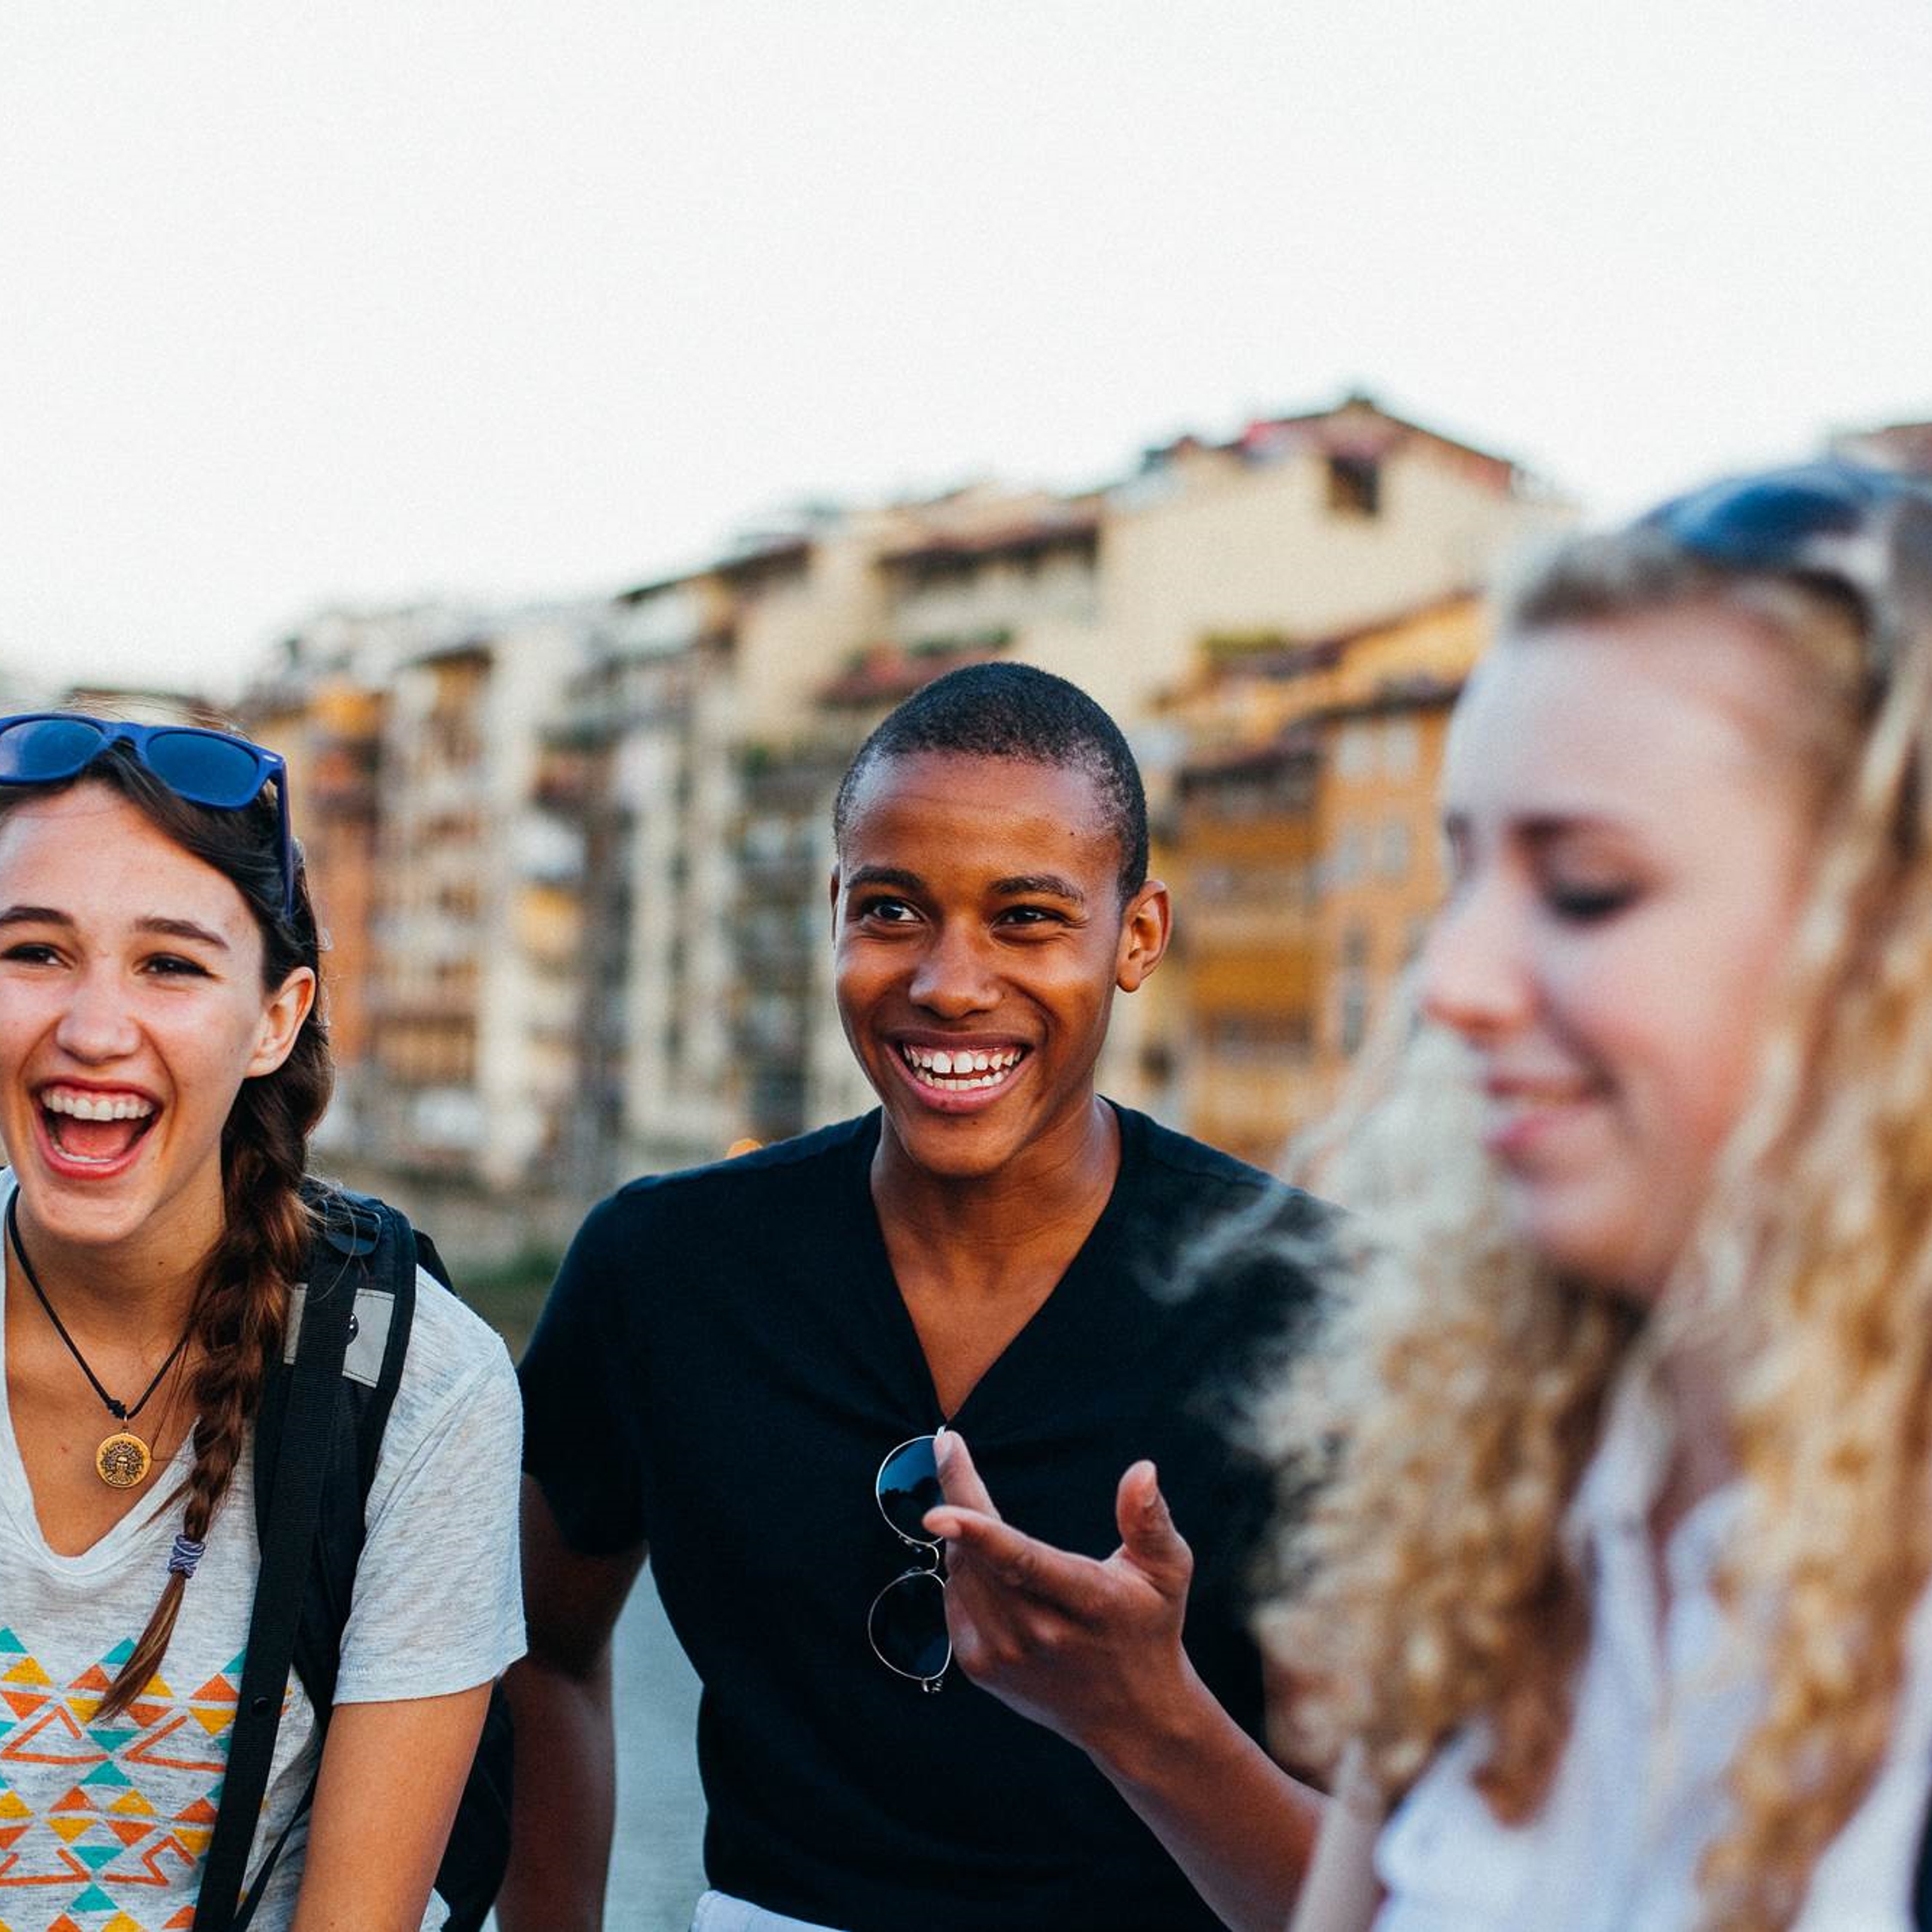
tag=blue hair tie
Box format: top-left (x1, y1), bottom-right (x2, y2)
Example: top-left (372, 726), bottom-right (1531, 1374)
top-left (167, 1534), bottom-right (207, 1580)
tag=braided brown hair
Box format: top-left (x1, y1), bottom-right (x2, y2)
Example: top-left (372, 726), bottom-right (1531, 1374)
top-left (0, 741), bottom-right (332, 1721)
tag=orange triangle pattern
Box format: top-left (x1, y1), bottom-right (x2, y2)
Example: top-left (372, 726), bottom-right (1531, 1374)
top-left (0, 1636), bottom-right (248, 1916)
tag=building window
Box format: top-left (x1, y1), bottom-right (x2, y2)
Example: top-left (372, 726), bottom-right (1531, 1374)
top-left (1380, 820), bottom-right (1412, 880)
top-left (1327, 453), bottom-right (1382, 518)
top-left (1329, 825), bottom-right (1368, 889)
top-left (1336, 722), bottom-right (1376, 780)
top-left (1205, 1012), bottom-right (1311, 1060)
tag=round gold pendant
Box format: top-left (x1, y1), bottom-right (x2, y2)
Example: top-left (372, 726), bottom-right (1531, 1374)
top-left (97, 1431), bottom-right (153, 1489)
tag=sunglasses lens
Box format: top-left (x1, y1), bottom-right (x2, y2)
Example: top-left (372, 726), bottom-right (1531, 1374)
top-left (876, 1436), bottom-right (941, 1543)
top-left (868, 1569), bottom-right (950, 1683)
top-left (1655, 469), bottom-right (1869, 571)
top-left (0, 717), bottom-right (106, 783)
top-left (143, 730), bottom-right (268, 808)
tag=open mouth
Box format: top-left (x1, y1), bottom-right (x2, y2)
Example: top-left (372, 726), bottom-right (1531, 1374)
top-left (39, 1086), bottom-right (159, 1167)
top-left (897, 1044), bottom-right (1028, 1095)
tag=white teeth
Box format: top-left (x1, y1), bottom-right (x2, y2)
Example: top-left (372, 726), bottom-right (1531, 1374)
top-left (900, 1045), bottom-right (1025, 1091)
top-left (42, 1090), bottom-right (156, 1122)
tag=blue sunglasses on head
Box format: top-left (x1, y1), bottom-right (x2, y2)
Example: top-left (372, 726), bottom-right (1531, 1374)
top-left (0, 712), bottom-right (298, 919)
top-left (1643, 461), bottom-right (1932, 681)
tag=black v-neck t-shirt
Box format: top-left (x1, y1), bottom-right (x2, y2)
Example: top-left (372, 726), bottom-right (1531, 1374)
top-left (520, 1105), bottom-right (1324, 1932)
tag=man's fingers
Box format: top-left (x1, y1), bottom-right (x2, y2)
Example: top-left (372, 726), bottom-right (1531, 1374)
top-left (927, 1507), bottom-right (1110, 1618)
top-left (932, 1427), bottom-right (1002, 1522)
top-left (1114, 1460), bottom-right (1194, 1592)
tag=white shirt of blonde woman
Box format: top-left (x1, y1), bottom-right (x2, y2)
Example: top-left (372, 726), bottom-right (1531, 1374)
top-left (1370, 1359), bottom-right (1932, 1931)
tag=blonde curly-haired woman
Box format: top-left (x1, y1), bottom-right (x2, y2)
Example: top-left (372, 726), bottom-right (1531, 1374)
top-left (929, 460), bottom-right (1932, 1932)
top-left (1271, 460), bottom-right (1932, 1932)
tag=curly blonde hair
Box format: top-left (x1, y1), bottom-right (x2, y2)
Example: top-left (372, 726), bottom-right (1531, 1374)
top-left (1255, 510), bottom-right (1932, 1930)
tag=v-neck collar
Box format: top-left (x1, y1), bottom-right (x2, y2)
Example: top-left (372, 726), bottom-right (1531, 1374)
top-left (847, 1103), bottom-right (1140, 1434)
top-left (0, 1170), bottom-right (197, 1575)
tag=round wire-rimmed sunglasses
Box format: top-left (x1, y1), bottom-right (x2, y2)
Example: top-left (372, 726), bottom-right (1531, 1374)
top-left (0, 711), bottom-right (298, 919)
top-left (869, 1434), bottom-right (950, 1693)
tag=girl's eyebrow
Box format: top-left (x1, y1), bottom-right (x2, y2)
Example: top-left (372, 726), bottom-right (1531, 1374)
top-left (1441, 808), bottom-right (1640, 844)
top-left (136, 915), bottom-right (230, 951)
top-left (0, 903), bottom-right (68, 928)
top-left (0, 904), bottom-right (229, 951)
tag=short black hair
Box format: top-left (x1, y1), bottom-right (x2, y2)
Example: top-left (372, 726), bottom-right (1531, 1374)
top-left (832, 662), bottom-right (1149, 903)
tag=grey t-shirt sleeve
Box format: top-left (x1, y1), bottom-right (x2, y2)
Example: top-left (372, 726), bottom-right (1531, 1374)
top-left (334, 1269), bottom-right (527, 1703)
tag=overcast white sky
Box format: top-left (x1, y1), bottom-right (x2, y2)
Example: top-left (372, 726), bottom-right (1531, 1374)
top-left (3, 0), bottom-right (1929, 697)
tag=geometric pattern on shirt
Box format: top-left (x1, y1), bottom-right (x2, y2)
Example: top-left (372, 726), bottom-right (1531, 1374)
top-left (0, 1621), bottom-right (256, 1932)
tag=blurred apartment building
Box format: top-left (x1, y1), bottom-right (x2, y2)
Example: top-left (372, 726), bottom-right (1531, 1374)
top-left (244, 392), bottom-right (1566, 1194)
top-left (1832, 418), bottom-right (1932, 474)
top-left (1159, 595), bottom-right (1488, 1163)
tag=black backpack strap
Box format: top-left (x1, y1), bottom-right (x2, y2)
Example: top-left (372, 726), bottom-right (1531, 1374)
top-left (255, 1189), bottom-right (419, 1714)
top-left (192, 1245), bottom-right (358, 1932)
top-left (1914, 1783), bottom-right (1932, 1929)
top-left (203, 1189), bottom-right (420, 1930)
top-left (211, 1186), bottom-right (509, 1932)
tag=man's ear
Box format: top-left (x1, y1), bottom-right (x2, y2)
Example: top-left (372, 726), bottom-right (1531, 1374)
top-left (1115, 880), bottom-right (1172, 993)
top-left (827, 865), bottom-right (841, 932)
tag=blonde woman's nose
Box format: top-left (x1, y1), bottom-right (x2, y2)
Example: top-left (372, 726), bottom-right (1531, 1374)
top-left (1417, 881), bottom-right (1535, 1042)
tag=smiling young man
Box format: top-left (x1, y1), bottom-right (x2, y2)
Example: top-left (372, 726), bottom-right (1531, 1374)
top-left (506, 664), bottom-right (1325, 1932)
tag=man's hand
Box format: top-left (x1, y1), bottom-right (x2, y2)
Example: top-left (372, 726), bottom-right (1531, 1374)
top-left (923, 1428), bottom-right (1202, 1773)
top-left (924, 1429), bottom-right (1323, 1932)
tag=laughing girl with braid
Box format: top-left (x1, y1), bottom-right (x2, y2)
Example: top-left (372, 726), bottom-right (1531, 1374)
top-left (0, 717), bottom-right (522, 1931)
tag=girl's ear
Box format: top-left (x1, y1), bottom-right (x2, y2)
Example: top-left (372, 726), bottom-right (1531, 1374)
top-left (247, 966), bottom-right (317, 1078)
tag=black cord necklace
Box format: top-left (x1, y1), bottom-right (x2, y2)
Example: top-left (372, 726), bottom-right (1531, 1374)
top-left (6, 1192), bottom-right (191, 1489)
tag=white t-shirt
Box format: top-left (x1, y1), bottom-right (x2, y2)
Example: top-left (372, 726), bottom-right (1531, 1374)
top-left (1373, 1359), bottom-right (1932, 1930)
top-left (0, 1171), bottom-right (526, 1932)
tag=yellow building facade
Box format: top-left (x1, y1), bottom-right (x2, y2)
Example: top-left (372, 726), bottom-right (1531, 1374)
top-left (1163, 593), bottom-right (1488, 1161)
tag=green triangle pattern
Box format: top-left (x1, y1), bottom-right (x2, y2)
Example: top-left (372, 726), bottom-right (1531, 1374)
top-left (81, 1760), bottom-right (131, 1786)
top-left (100, 1638), bottom-right (137, 1667)
top-left (68, 1883), bottom-right (117, 1911)
top-left (0, 1627), bottom-right (22, 1654)
top-left (75, 1844), bottom-right (119, 1871)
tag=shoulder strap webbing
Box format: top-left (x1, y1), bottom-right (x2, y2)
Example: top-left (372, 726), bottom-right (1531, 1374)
top-left (1914, 1786), bottom-right (1932, 1929)
top-left (192, 1253), bottom-right (357, 1932)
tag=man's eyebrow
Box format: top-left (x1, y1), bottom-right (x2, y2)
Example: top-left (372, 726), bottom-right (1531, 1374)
top-left (990, 873), bottom-right (1086, 905)
top-left (0, 904), bottom-right (73, 930)
top-left (844, 865), bottom-right (925, 894)
top-left (137, 915), bottom-right (230, 950)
